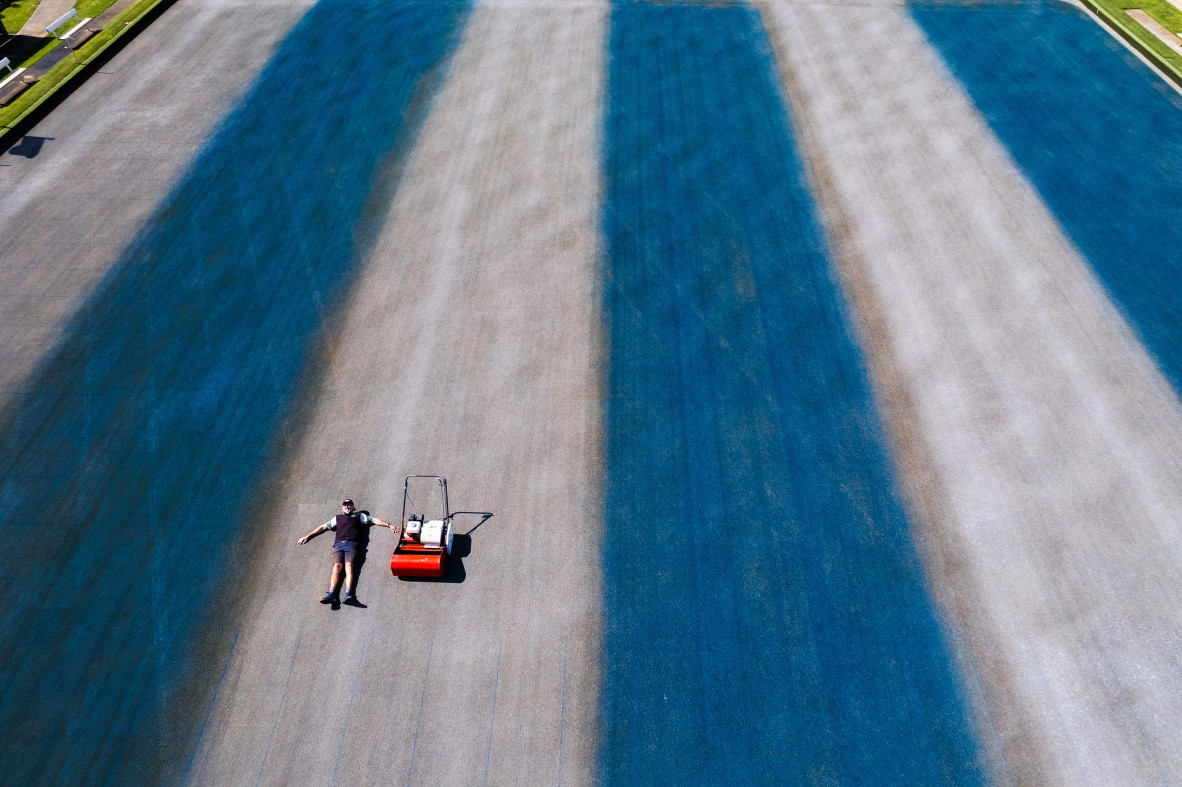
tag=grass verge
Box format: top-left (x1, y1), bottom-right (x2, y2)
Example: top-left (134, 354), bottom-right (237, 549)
top-left (77, 0), bottom-right (118, 17)
top-left (1, 0), bottom-right (42, 33)
top-left (1082, 0), bottom-right (1182, 87)
top-left (11, 36), bottom-right (60, 69)
top-left (0, 0), bottom-right (172, 139)
top-left (3, 0), bottom-right (119, 71)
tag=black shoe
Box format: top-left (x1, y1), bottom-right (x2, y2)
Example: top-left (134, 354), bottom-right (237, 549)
top-left (343, 593), bottom-right (362, 607)
top-left (320, 591), bottom-right (338, 604)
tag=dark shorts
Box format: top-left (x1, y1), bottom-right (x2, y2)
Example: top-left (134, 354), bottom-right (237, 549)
top-left (332, 540), bottom-right (360, 564)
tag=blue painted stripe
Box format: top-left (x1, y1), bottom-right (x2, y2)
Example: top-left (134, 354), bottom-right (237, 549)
top-left (601, 4), bottom-right (983, 783)
top-left (0, 1), bottom-right (468, 782)
top-left (913, 1), bottom-right (1182, 392)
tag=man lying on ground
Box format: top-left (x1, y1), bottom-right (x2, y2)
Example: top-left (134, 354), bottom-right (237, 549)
top-left (298, 499), bottom-right (395, 606)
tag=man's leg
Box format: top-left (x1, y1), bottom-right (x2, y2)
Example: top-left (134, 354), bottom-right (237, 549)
top-left (321, 562), bottom-right (344, 603)
top-left (343, 560), bottom-right (355, 596)
top-left (350, 552), bottom-right (366, 596)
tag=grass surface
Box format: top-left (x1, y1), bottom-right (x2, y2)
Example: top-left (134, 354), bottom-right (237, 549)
top-left (76, 0), bottom-right (117, 18)
top-left (11, 36), bottom-right (58, 69)
top-left (1, 0), bottom-right (41, 33)
top-left (1, 0), bottom-right (117, 35)
top-left (1089, 0), bottom-right (1182, 73)
top-left (0, 0), bottom-right (154, 127)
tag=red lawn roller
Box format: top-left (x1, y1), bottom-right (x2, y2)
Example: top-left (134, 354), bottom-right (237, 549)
top-left (390, 475), bottom-right (454, 579)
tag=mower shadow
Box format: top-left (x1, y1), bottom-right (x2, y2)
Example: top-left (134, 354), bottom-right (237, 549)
top-left (455, 511), bottom-right (494, 536)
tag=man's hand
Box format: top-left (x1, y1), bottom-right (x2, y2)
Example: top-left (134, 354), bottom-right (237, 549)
top-left (297, 535), bottom-right (310, 545)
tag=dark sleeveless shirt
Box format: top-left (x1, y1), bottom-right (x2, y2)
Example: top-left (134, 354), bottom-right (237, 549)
top-left (334, 512), bottom-right (364, 543)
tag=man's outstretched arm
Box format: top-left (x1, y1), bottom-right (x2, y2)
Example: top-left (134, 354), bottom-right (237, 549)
top-left (297, 522), bottom-right (331, 545)
top-left (362, 513), bottom-right (396, 531)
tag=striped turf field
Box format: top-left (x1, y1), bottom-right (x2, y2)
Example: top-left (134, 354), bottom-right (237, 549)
top-left (0, 3), bottom-right (470, 781)
top-left (601, 5), bottom-right (980, 783)
top-left (1, 0), bottom-right (1181, 783)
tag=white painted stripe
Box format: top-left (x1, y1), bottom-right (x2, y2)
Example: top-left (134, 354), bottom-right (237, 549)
top-left (183, 4), bottom-right (607, 784)
top-left (762, 4), bottom-right (1182, 784)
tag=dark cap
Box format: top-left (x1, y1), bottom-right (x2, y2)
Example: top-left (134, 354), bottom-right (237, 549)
top-left (342, 499), bottom-right (354, 507)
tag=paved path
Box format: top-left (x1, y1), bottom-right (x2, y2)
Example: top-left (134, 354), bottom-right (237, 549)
top-left (4, 0), bottom-right (154, 98)
top-left (19, 0), bottom-right (74, 36)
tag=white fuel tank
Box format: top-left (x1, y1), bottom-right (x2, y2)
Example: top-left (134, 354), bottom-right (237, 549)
top-left (421, 520), bottom-right (445, 548)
